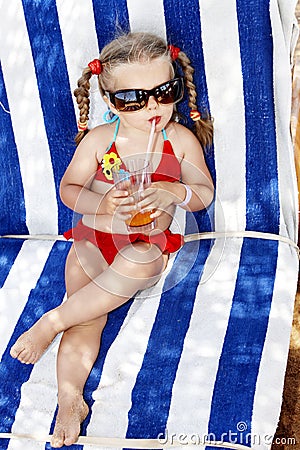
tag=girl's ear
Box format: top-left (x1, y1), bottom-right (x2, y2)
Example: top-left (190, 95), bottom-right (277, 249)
top-left (103, 94), bottom-right (109, 105)
top-left (103, 94), bottom-right (118, 115)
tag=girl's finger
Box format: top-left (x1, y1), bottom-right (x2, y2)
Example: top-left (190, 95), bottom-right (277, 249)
top-left (113, 195), bottom-right (134, 207)
top-left (115, 202), bottom-right (136, 213)
top-left (115, 212), bottom-right (132, 221)
top-left (140, 187), bottom-right (157, 199)
top-left (112, 189), bottom-right (129, 198)
top-left (137, 192), bottom-right (158, 208)
top-left (150, 208), bottom-right (163, 219)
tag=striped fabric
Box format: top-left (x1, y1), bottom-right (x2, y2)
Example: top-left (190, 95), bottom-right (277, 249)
top-left (0, 0), bottom-right (299, 449)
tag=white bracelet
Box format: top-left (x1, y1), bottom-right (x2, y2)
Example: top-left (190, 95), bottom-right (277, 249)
top-left (177, 184), bottom-right (192, 208)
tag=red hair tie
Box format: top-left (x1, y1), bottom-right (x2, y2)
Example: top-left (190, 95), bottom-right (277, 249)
top-left (88, 59), bottom-right (102, 75)
top-left (77, 119), bottom-right (88, 131)
top-left (168, 45), bottom-right (181, 61)
top-left (190, 110), bottom-right (201, 121)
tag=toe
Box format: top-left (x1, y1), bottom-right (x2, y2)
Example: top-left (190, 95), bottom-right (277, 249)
top-left (51, 438), bottom-right (64, 448)
top-left (26, 352), bottom-right (38, 365)
top-left (64, 429), bottom-right (80, 447)
top-left (51, 426), bottom-right (65, 448)
top-left (64, 437), bottom-right (76, 446)
top-left (17, 350), bottom-right (29, 364)
top-left (17, 348), bottom-right (33, 364)
top-left (63, 419), bottom-right (81, 447)
top-left (10, 332), bottom-right (30, 359)
top-left (10, 342), bottom-right (23, 359)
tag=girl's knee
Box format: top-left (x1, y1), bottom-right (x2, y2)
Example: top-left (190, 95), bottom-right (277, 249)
top-left (66, 241), bottom-right (108, 296)
top-left (75, 314), bottom-right (107, 330)
top-left (119, 242), bottom-right (161, 264)
top-left (116, 243), bottom-right (166, 279)
top-left (61, 315), bottom-right (107, 346)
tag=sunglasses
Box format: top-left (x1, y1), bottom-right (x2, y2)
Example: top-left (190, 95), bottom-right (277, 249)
top-left (106, 77), bottom-right (184, 112)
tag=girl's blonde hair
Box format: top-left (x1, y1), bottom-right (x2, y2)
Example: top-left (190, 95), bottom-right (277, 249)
top-left (74, 32), bottom-right (213, 149)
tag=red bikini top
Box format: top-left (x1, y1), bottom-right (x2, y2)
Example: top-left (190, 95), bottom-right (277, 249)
top-left (94, 120), bottom-right (181, 184)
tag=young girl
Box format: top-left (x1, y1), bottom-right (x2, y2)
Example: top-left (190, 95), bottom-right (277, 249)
top-left (10, 32), bottom-right (214, 447)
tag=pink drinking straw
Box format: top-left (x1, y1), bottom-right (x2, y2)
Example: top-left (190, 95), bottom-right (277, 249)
top-left (140, 119), bottom-right (156, 186)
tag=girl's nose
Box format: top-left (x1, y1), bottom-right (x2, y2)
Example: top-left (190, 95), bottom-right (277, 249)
top-left (147, 95), bottom-right (158, 109)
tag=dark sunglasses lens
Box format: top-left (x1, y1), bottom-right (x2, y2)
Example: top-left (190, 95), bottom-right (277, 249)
top-left (114, 91), bottom-right (145, 112)
top-left (156, 79), bottom-right (183, 104)
top-left (110, 78), bottom-right (183, 112)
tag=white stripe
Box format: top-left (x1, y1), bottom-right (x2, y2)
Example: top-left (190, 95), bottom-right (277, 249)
top-left (251, 243), bottom-right (298, 449)
top-left (56, 0), bottom-right (107, 129)
top-left (276, 0), bottom-right (299, 56)
top-left (0, 240), bottom-right (54, 357)
top-left (127, 0), bottom-right (167, 39)
top-left (6, 438), bottom-right (44, 450)
top-left (199, 0), bottom-right (246, 233)
top-left (270, 0), bottom-right (298, 243)
top-left (166, 238), bottom-right (243, 440)
top-left (7, 337), bottom-right (62, 450)
top-left (171, 205), bottom-right (186, 236)
top-left (86, 256), bottom-right (177, 449)
top-left (0, 0), bottom-right (58, 234)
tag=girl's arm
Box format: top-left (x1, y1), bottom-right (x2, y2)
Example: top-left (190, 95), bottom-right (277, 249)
top-left (60, 128), bottom-right (104, 215)
top-left (138, 124), bottom-right (214, 217)
top-left (60, 126), bottom-right (130, 217)
top-left (174, 124), bottom-right (214, 211)
top-left (60, 126), bottom-right (133, 231)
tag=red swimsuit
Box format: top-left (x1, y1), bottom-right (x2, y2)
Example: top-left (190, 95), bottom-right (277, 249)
top-left (64, 121), bottom-right (184, 264)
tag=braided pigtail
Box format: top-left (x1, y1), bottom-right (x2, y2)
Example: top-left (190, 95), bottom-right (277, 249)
top-left (74, 67), bottom-right (93, 146)
top-left (171, 47), bottom-right (213, 150)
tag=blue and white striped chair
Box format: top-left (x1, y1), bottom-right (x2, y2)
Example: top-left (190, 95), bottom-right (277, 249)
top-left (0, 1), bottom-right (299, 449)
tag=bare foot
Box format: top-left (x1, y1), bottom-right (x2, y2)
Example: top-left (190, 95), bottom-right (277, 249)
top-left (10, 313), bottom-right (59, 364)
top-left (51, 394), bottom-right (89, 448)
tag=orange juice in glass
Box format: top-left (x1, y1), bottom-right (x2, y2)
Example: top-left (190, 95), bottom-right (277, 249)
top-left (112, 159), bottom-right (155, 232)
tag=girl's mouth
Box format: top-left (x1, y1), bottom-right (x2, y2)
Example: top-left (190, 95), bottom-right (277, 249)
top-left (149, 116), bottom-right (161, 125)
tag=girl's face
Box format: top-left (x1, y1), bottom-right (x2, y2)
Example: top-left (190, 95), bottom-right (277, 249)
top-left (104, 58), bottom-right (175, 134)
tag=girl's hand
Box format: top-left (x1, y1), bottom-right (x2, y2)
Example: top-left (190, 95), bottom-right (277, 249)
top-left (100, 185), bottom-right (134, 220)
top-left (135, 181), bottom-right (179, 219)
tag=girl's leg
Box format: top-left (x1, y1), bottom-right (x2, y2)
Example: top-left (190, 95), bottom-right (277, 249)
top-left (10, 242), bottom-right (167, 364)
top-left (51, 241), bottom-right (108, 447)
top-left (51, 317), bottom-right (107, 448)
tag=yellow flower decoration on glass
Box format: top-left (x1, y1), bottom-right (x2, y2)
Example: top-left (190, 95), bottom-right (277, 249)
top-left (101, 152), bottom-right (122, 181)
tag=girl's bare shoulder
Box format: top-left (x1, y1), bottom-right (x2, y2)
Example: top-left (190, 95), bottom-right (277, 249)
top-left (83, 122), bottom-right (114, 145)
top-left (165, 121), bottom-right (202, 156)
top-left (77, 123), bottom-right (116, 160)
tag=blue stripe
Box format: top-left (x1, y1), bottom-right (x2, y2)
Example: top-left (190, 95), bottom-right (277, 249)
top-left (0, 63), bottom-right (29, 235)
top-left (163, 0), bottom-right (209, 114)
top-left (92, 0), bottom-right (130, 49)
top-left (125, 239), bottom-right (212, 441)
top-left (163, 0), bottom-right (215, 233)
top-left (0, 239), bottom-right (24, 288)
top-left (21, 0), bottom-right (76, 234)
top-left (236, 0), bottom-right (279, 234)
top-left (45, 300), bottom-right (133, 450)
top-left (0, 241), bottom-right (70, 450)
top-left (207, 239), bottom-right (278, 448)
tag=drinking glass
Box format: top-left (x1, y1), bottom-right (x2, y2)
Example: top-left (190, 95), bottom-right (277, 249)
top-left (112, 159), bottom-right (155, 232)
